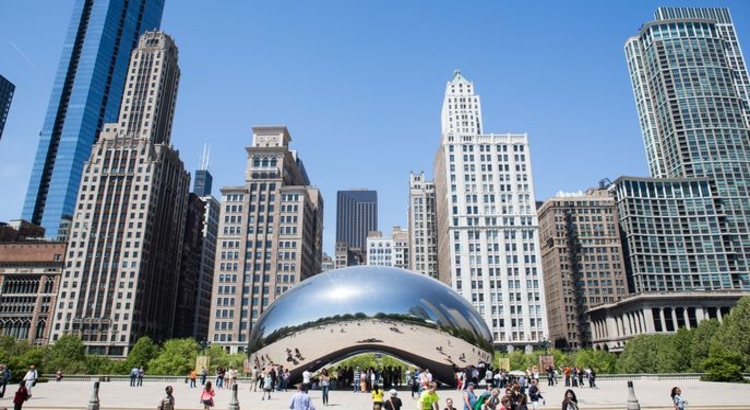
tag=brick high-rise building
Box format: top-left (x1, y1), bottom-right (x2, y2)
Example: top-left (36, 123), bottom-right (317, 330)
top-left (49, 32), bottom-right (189, 356)
top-left (209, 126), bottom-right (323, 353)
top-left (408, 172), bottom-right (438, 279)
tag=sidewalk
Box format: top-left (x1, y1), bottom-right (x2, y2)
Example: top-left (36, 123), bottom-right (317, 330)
top-left (1, 378), bottom-right (749, 409)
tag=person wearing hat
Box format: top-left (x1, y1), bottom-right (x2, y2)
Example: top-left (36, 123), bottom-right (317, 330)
top-left (384, 389), bottom-right (402, 410)
top-left (158, 385), bottom-right (175, 410)
top-left (462, 381), bottom-right (477, 410)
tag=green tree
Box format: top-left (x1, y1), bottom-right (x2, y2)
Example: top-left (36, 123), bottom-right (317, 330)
top-left (147, 338), bottom-right (199, 375)
top-left (710, 297), bottom-right (750, 371)
top-left (86, 355), bottom-right (115, 374)
top-left (689, 319), bottom-right (720, 371)
top-left (701, 344), bottom-right (743, 382)
top-left (617, 334), bottom-right (665, 373)
top-left (125, 336), bottom-right (160, 372)
top-left (573, 349), bottom-right (617, 374)
top-left (44, 334), bottom-right (87, 374)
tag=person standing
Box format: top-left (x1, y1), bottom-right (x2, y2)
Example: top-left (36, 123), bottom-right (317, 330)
top-left (13, 381), bottom-right (30, 410)
top-left (353, 367), bottom-right (362, 393)
top-left (302, 368), bottom-right (313, 392)
top-left (22, 365), bottom-right (37, 395)
top-left (319, 368), bottom-right (331, 406)
top-left (200, 381), bottom-right (215, 409)
top-left (384, 389), bottom-right (403, 410)
top-left (442, 397), bottom-right (456, 410)
top-left (251, 366), bottom-right (259, 392)
top-left (130, 366), bottom-right (139, 387)
top-left (462, 381), bottom-right (477, 410)
top-left (55, 370), bottom-right (63, 382)
top-left (418, 382), bottom-right (440, 410)
top-left (561, 389), bottom-right (579, 410)
top-left (137, 366), bottom-right (145, 386)
top-left (670, 386), bottom-right (686, 410)
top-left (189, 369), bottom-right (197, 388)
top-left (588, 368), bottom-right (596, 389)
top-left (289, 383), bottom-right (316, 410)
top-left (262, 371), bottom-right (273, 400)
top-left (371, 384), bottom-right (384, 410)
top-left (201, 367), bottom-right (208, 386)
top-left (158, 385), bottom-right (175, 410)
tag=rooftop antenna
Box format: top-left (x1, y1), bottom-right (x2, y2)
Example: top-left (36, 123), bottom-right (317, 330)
top-left (200, 143), bottom-right (211, 171)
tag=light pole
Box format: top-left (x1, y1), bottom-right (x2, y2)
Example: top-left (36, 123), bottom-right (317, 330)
top-left (200, 340), bottom-right (211, 355)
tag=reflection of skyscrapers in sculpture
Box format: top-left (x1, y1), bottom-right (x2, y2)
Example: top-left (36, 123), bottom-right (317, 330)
top-left (336, 190), bottom-right (377, 267)
top-left (23, 0), bottom-right (165, 240)
top-left (621, 7), bottom-right (750, 292)
top-left (0, 74), bottom-right (14, 141)
top-left (408, 172), bottom-right (438, 279)
top-left (433, 71), bottom-right (548, 347)
top-left (209, 126), bottom-right (323, 353)
top-left (49, 32), bottom-right (189, 356)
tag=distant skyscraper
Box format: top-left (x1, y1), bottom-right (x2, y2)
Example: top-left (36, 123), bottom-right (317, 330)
top-left (193, 153), bottom-right (219, 341)
top-left (623, 7), bottom-right (750, 291)
top-left (49, 32), bottom-right (189, 356)
top-left (0, 74), bottom-right (14, 141)
top-left (23, 0), bottom-right (165, 239)
top-left (209, 126), bottom-right (323, 353)
top-left (434, 71), bottom-right (548, 347)
top-left (336, 190), bottom-right (377, 253)
top-left (174, 193), bottom-right (205, 339)
top-left (408, 172), bottom-right (438, 279)
top-left (537, 188), bottom-right (628, 349)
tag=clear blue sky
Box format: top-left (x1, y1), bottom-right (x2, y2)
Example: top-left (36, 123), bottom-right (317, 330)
top-left (1, 1), bottom-right (749, 255)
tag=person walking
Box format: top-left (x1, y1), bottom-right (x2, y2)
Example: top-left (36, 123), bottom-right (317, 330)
top-left (418, 382), bottom-right (440, 410)
top-left (200, 381), bottom-right (215, 409)
top-left (528, 379), bottom-right (544, 410)
top-left (262, 371), bottom-right (273, 400)
top-left (22, 365), bottom-right (37, 395)
top-left (158, 385), bottom-right (175, 410)
top-left (13, 381), bottom-right (30, 410)
top-left (384, 389), bottom-right (403, 410)
top-left (561, 389), bottom-right (579, 410)
top-left (0, 364), bottom-right (10, 398)
top-left (319, 368), bottom-right (331, 406)
top-left (670, 386), bottom-right (687, 410)
top-left (289, 382), bottom-right (316, 410)
top-left (371, 384), bottom-right (384, 410)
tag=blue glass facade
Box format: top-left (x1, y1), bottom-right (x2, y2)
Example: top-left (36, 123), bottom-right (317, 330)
top-left (0, 74), bottom-right (14, 141)
top-left (336, 190), bottom-right (378, 250)
top-left (22, 0), bottom-right (165, 239)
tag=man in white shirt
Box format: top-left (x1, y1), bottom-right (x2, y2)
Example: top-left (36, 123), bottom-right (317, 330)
top-left (23, 365), bottom-right (38, 394)
top-left (302, 368), bottom-right (312, 392)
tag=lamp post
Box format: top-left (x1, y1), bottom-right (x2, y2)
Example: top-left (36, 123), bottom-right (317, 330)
top-left (199, 340), bottom-right (211, 355)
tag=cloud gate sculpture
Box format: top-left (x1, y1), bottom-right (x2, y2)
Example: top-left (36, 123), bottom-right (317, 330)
top-left (248, 266), bottom-right (493, 385)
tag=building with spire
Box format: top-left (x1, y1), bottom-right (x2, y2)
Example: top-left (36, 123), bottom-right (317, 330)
top-left (23, 0), bottom-right (165, 240)
top-left (209, 126), bottom-right (323, 353)
top-left (433, 71), bottom-right (548, 348)
top-left (49, 31), bottom-right (189, 356)
top-left (590, 7), bottom-right (750, 351)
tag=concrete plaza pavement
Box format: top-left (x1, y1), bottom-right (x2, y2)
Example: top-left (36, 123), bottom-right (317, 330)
top-left (2, 378), bottom-right (749, 410)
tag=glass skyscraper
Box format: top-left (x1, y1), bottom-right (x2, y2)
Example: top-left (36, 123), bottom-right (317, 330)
top-left (0, 74), bottom-right (14, 141)
top-left (22, 0), bottom-right (165, 239)
top-left (622, 7), bottom-right (750, 291)
top-left (336, 189), bottom-right (378, 250)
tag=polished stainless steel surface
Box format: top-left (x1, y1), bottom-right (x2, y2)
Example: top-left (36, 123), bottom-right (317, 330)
top-left (248, 266), bottom-right (493, 384)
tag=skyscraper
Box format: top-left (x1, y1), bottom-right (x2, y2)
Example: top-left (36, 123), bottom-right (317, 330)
top-left (23, 0), bottom-right (165, 240)
top-left (408, 172), bottom-right (438, 279)
top-left (192, 153), bottom-right (219, 341)
top-left (0, 74), bottom-right (14, 141)
top-left (433, 71), bottom-right (548, 347)
top-left (49, 32), bottom-right (189, 356)
top-left (336, 189), bottom-right (378, 251)
top-left (623, 7), bottom-right (750, 291)
top-left (209, 126), bottom-right (323, 353)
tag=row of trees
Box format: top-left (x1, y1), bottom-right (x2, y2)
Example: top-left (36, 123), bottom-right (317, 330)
top-left (493, 297), bottom-right (750, 382)
top-left (2, 297), bottom-right (747, 382)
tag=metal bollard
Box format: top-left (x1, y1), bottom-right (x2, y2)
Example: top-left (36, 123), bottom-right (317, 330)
top-left (87, 381), bottom-right (100, 410)
top-left (228, 383), bottom-right (240, 410)
top-left (626, 380), bottom-right (641, 410)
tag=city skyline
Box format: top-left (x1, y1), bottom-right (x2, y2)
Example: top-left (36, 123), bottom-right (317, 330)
top-left (2, 1), bottom-right (749, 256)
